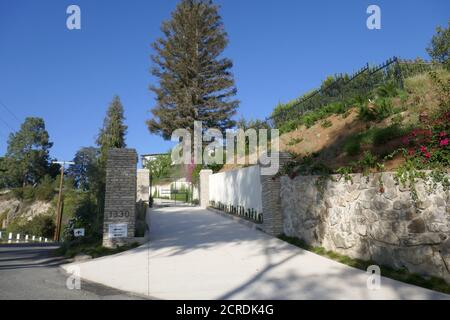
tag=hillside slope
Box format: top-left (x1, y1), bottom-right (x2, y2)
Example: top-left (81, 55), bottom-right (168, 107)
top-left (220, 68), bottom-right (449, 174)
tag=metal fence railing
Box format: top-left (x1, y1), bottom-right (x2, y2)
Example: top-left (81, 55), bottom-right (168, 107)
top-left (268, 57), bottom-right (441, 128)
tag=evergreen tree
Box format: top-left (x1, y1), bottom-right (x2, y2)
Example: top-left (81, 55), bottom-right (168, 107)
top-left (93, 96), bottom-right (127, 232)
top-left (427, 20), bottom-right (450, 70)
top-left (96, 95), bottom-right (128, 163)
top-left (5, 117), bottom-right (53, 186)
top-left (147, 0), bottom-right (239, 139)
top-left (0, 157), bottom-right (8, 188)
top-left (67, 147), bottom-right (99, 190)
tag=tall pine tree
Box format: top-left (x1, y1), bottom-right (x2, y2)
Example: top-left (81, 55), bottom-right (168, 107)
top-left (147, 0), bottom-right (239, 139)
top-left (96, 95), bottom-right (128, 164)
top-left (94, 95), bottom-right (128, 233)
top-left (5, 117), bottom-right (54, 187)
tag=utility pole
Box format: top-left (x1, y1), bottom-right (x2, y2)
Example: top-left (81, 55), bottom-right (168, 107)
top-left (52, 160), bottom-right (74, 242)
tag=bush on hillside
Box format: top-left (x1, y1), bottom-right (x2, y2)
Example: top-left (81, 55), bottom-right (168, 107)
top-left (35, 176), bottom-right (56, 201)
top-left (358, 97), bottom-right (395, 122)
top-left (6, 214), bottom-right (55, 238)
top-left (10, 176), bottom-right (56, 202)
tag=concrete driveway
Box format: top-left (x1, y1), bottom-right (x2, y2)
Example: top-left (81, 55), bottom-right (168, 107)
top-left (0, 244), bottom-right (145, 300)
top-left (62, 205), bottom-right (450, 300)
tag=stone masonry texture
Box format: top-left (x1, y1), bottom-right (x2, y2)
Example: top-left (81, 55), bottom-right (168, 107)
top-left (280, 172), bottom-right (450, 283)
top-left (260, 152), bottom-right (292, 235)
top-left (137, 169), bottom-right (150, 203)
top-left (103, 148), bottom-right (138, 248)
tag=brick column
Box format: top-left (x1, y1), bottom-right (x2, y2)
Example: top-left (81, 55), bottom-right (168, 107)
top-left (259, 152), bottom-right (292, 236)
top-left (199, 169), bottom-right (213, 208)
top-left (103, 148), bottom-right (137, 248)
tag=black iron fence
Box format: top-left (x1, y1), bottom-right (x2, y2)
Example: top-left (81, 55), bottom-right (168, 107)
top-left (268, 57), bottom-right (440, 128)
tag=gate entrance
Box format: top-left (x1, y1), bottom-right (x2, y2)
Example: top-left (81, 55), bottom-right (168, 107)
top-left (151, 178), bottom-right (198, 207)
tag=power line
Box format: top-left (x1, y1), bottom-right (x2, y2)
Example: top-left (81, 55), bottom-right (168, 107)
top-left (0, 129), bottom-right (7, 140)
top-left (0, 99), bottom-right (21, 123)
top-left (0, 115), bottom-right (15, 132)
top-left (0, 124), bottom-right (8, 137)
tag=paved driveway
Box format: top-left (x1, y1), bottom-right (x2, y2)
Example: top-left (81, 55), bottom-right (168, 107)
top-left (63, 205), bottom-right (449, 300)
top-left (0, 244), bottom-right (145, 300)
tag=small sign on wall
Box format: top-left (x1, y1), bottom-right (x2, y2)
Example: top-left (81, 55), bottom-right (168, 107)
top-left (108, 224), bottom-right (128, 239)
top-left (74, 228), bottom-right (85, 237)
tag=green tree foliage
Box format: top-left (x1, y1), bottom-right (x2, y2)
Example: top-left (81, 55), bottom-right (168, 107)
top-left (427, 20), bottom-right (450, 70)
top-left (34, 175), bottom-right (56, 201)
top-left (236, 117), bottom-right (271, 131)
top-left (67, 147), bottom-right (99, 190)
top-left (0, 157), bottom-right (7, 188)
top-left (236, 117), bottom-right (272, 155)
top-left (7, 214), bottom-right (55, 238)
top-left (92, 96), bottom-right (128, 233)
top-left (147, 0), bottom-right (239, 139)
top-left (145, 153), bottom-right (173, 184)
top-left (5, 117), bottom-right (55, 187)
top-left (96, 95), bottom-right (127, 165)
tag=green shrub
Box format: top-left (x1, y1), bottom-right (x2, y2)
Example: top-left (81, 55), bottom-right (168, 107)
top-left (321, 120), bottom-right (332, 128)
top-left (7, 214), bottom-right (55, 238)
top-left (35, 176), bottom-right (56, 201)
top-left (61, 191), bottom-right (100, 241)
top-left (372, 125), bottom-right (406, 146)
top-left (12, 187), bottom-right (24, 199)
top-left (357, 103), bottom-right (375, 121)
top-left (358, 97), bottom-right (394, 122)
top-left (357, 151), bottom-right (378, 174)
top-left (287, 137), bottom-right (303, 146)
top-left (374, 97), bottom-right (395, 120)
top-left (376, 81), bottom-right (398, 98)
top-left (327, 101), bottom-right (347, 114)
top-left (302, 113), bottom-right (318, 128)
top-left (56, 236), bottom-right (139, 258)
top-left (22, 186), bottom-right (36, 201)
top-left (344, 137), bottom-right (361, 156)
top-left (11, 177), bottom-right (56, 202)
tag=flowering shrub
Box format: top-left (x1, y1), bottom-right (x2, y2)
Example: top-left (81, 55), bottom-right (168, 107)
top-left (401, 110), bottom-right (450, 167)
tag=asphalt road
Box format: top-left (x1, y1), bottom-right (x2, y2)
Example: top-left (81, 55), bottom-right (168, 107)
top-left (0, 244), bottom-right (146, 300)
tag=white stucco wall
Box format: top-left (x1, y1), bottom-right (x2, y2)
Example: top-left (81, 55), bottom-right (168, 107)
top-left (209, 165), bottom-right (263, 213)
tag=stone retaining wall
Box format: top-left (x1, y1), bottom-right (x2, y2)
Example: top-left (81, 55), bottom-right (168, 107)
top-left (280, 172), bottom-right (450, 283)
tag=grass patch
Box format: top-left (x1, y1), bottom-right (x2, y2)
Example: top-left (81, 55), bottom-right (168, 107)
top-left (372, 124), bottom-right (406, 146)
top-left (56, 237), bottom-right (140, 259)
top-left (343, 136), bottom-right (361, 156)
top-left (342, 124), bottom-right (408, 157)
top-left (357, 97), bottom-right (397, 122)
top-left (278, 101), bottom-right (350, 133)
top-left (321, 119), bottom-right (333, 128)
top-left (287, 137), bottom-right (303, 146)
top-left (278, 234), bottom-right (450, 295)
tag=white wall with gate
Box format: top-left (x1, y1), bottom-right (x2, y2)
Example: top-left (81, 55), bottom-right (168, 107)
top-left (208, 165), bottom-right (262, 213)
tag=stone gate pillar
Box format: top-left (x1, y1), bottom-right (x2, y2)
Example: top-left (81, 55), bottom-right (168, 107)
top-left (137, 169), bottom-right (150, 203)
top-left (259, 152), bottom-right (292, 236)
top-left (103, 148), bottom-right (137, 248)
top-left (199, 169), bottom-right (213, 208)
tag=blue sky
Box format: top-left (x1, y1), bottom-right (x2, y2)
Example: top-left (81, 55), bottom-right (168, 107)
top-left (0, 0), bottom-right (448, 164)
